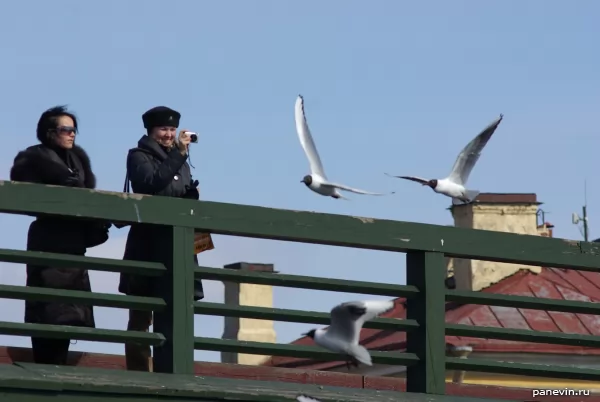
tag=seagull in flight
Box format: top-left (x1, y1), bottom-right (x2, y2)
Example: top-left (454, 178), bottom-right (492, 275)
top-left (386, 114), bottom-right (503, 205)
top-left (302, 300), bottom-right (394, 370)
top-left (295, 95), bottom-right (393, 199)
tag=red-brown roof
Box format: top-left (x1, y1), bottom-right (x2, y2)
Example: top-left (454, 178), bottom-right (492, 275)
top-left (470, 193), bottom-right (540, 204)
top-left (262, 267), bottom-right (600, 370)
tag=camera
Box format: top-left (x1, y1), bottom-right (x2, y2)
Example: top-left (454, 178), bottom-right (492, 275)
top-left (186, 132), bottom-right (198, 143)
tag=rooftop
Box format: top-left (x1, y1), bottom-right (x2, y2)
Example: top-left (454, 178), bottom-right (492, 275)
top-left (262, 266), bottom-right (600, 370)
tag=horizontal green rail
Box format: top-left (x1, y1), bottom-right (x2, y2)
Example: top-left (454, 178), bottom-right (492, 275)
top-left (0, 248), bottom-right (165, 276)
top-left (446, 289), bottom-right (600, 315)
top-left (192, 265), bottom-right (600, 386)
top-left (2, 182), bottom-right (600, 271)
top-left (446, 323), bottom-right (600, 348)
top-left (195, 301), bottom-right (418, 331)
top-left (195, 266), bottom-right (418, 297)
top-left (0, 321), bottom-right (165, 345)
top-left (2, 181), bottom-right (600, 396)
top-left (447, 357), bottom-right (600, 382)
top-left (0, 284), bottom-right (165, 311)
top-left (194, 337), bottom-right (419, 366)
top-left (443, 289), bottom-right (600, 383)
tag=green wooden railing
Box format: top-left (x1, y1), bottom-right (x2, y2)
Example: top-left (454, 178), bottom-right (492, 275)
top-left (0, 180), bottom-right (599, 396)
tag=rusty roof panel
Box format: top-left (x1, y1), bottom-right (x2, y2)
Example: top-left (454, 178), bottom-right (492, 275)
top-left (265, 267), bottom-right (600, 370)
top-left (474, 193), bottom-right (538, 204)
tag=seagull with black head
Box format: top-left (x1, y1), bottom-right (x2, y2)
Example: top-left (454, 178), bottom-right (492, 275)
top-left (386, 114), bottom-right (503, 205)
top-left (295, 95), bottom-right (393, 199)
top-left (302, 300), bottom-right (394, 370)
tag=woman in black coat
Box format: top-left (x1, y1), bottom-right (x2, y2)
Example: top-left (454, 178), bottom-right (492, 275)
top-left (10, 105), bottom-right (110, 365)
top-left (118, 106), bottom-right (204, 372)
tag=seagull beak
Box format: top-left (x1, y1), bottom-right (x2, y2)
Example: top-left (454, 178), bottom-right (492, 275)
top-left (301, 332), bottom-right (308, 336)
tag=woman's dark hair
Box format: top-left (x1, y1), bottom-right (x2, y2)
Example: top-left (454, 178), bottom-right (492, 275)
top-left (36, 105), bottom-right (78, 144)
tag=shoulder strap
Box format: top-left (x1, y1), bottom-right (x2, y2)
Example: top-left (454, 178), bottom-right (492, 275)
top-left (123, 171), bottom-right (130, 193)
top-left (123, 147), bottom-right (151, 193)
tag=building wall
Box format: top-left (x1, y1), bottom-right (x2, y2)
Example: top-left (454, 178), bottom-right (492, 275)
top-left (451, 194), bottom-right (542, 291)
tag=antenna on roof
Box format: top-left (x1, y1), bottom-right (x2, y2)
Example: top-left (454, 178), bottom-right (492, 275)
top-left (536, 209), bottom-right (546, 227)
top-left (571, 179), bottom-right (589, 242)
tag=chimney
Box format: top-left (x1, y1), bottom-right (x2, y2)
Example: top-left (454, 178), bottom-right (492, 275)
top-left (537, 222), bottom-right (554, 238)
top-left (221, 262), bottom-right (277, 365)
top-left (450, 193), bottom-right (543, 291)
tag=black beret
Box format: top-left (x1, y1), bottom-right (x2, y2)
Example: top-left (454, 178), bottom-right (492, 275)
top-left (142, 106), bottom-right (181, 129)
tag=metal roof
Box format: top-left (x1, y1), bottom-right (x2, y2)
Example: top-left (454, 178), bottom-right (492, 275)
top-left (263, 267), bottom-right (600, 370)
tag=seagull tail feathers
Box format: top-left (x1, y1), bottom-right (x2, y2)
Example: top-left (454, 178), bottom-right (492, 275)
top-left (452, 190), bottom-right (480, 206)
top-left (334, 192), bottom-right (351, 201)
top-left (351, 345), bottom-right (373, 366)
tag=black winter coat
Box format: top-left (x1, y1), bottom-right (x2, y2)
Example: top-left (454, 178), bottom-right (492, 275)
top-left (118, 135), bottom-right (204, 301)
top-left (10, 144), bottom-right (110, 328)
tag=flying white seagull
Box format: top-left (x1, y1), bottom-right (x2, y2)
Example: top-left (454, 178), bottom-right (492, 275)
top-left (295, 95), bottom-right (393, 199)
top-left (303, 300), bottom-right (394, 369)
top-left (386, 114), bottom-right (503, 205)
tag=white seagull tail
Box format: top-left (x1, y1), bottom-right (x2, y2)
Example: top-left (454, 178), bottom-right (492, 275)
top-left (351, 344), bottom-right (373, 366)
top-left (452, 189), bottom-right (480, 205)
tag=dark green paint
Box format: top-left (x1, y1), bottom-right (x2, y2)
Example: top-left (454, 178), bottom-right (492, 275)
top-left (406, 252), bottom-right (446, 395)
top-left (0, 321), bottom-right (164, 345)
top-left (0, 247), bottom-right (165, 276)
top-left (0, 284), bottom-right (165, 311)
top-left (153, 227), bottom-right (195, 374)
top-left (447, 357), bottom-right (600, 381)
top-left (194, 337), bottom-right (419, 366)
top-left (0, 181), bottom-right (598, 400)
top-left (195, 266), bottom-right (419, 297)
top-left (447, 289), bottom-right (600, 314)
top-left (447, 323), bottom-right (600, 348)
top-left (0, 364), bottom-right (514, 402)
top-left (195, 301), bottom-right (419, 331)
top-left (1, 181), bottom-right (600, 271)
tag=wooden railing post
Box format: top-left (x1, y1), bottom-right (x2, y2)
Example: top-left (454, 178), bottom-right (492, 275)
top-left (153, 226), bottom-right (195, 374)
top-left (405, 251), bottom-right (446, 394)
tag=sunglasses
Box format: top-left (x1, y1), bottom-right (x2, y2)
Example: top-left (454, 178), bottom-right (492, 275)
top-left (55, 126), bottom-right (77, 135)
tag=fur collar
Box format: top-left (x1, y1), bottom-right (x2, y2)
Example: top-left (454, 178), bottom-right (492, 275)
top-left (10, 144), bottom-right (96, 189)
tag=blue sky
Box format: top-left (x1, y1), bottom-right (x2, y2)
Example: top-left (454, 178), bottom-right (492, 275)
top-left (0, 1), bottom-right (598, 362)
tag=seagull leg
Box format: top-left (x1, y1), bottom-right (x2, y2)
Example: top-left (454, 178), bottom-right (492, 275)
top-left (345, 356), bottom-right (359, 371)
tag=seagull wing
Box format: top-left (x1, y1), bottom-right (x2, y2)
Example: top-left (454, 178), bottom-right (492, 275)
top-left (329, 300), bottom-right (394, 345)
top-left (322, 179), bottom-right (393, 196)
top-left (386, 174), bottom-right (430, 185)
top-left (296, 395), bottom-right (322, 402)
top-left (327, 302), bottom-right (361, 344)
top-left (295, 95), bottom-right (327, 178)
top-left (447, 114), bottom-right (503, 185)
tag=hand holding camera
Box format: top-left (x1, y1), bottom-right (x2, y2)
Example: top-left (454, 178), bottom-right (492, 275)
top-left (176, 130), bottom-right (199, 155)
top-left (177, 130), bottom-right (191, 154)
